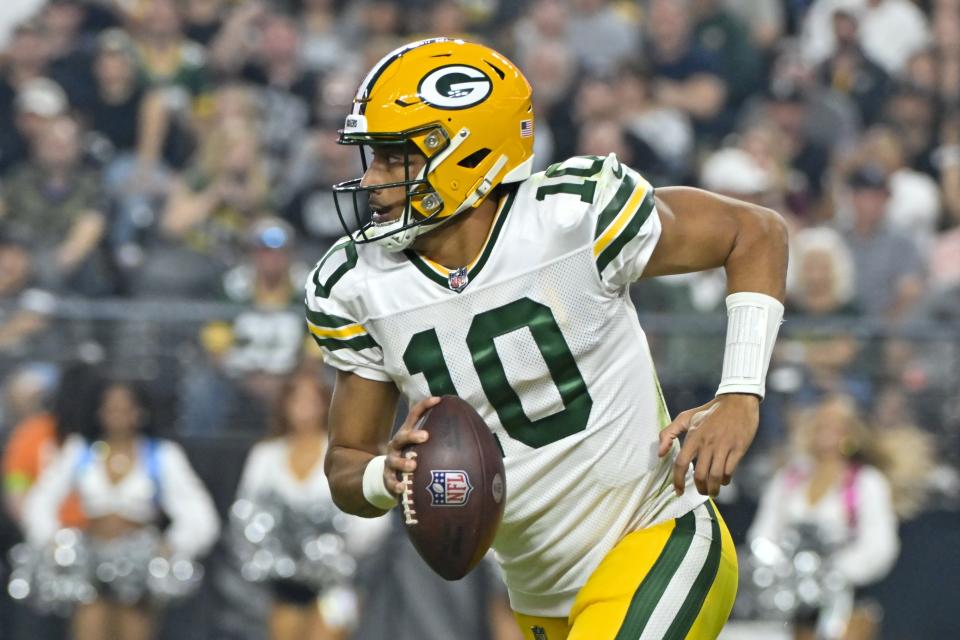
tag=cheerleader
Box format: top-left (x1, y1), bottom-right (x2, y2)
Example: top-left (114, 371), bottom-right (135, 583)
top-left (234, 371), bottom-right (386, 640)
top-left (23, 379), bottom-right (220, 640)
top-left (749, 394), bottom-right (902, 640)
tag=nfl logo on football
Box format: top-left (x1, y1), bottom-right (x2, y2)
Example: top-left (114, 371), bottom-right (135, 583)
top-left (428, 470), bottom-right (474, 506)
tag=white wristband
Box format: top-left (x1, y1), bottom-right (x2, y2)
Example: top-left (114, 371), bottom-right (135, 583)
top-left (362, 455), bottom-right (397, 510)
top-left (716, 292), bottom-right (784, 400)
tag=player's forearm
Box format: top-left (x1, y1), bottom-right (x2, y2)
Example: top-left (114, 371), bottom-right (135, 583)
top-left (325, 445), bottom-right (392, 518)
top-left (722, 203), bottom-right (789, 302)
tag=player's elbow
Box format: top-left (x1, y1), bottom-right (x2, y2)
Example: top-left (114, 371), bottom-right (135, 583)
top-left (736, 203), bottom-right (789, 264)
top-left (751, 204), bottom-right (789, 250)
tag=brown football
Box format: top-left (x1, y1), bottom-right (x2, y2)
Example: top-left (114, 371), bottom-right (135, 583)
top-left (399, 395), bottom-right (506, 580)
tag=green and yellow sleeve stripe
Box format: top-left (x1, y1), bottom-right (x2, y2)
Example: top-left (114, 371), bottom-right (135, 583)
top-left (593, 174), bottom-right (656, 276)
top-left (305, 307), bottom-right (379, 352)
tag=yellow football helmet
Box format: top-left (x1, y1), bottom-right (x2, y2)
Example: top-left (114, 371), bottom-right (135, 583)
top-left (333, 38), bottom-right (535, 251)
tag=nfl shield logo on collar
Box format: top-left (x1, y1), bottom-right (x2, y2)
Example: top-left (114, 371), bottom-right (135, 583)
top-left (448, 266), bottom-right (469, 292)
top-left (532, 626), bottom-right (548, 640)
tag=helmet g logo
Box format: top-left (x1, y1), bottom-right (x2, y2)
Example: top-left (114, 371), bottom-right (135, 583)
top-left (418, 65), bottom-right (492, 110)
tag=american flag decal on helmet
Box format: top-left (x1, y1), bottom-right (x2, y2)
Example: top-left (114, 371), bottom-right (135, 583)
top-left (520, 119), bottom-right (534, 137)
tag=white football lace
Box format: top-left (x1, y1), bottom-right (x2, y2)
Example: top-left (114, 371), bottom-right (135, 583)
top-left (401, 451), bottom-right (418, 525)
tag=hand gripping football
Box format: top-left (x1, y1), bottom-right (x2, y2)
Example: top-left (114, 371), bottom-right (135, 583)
top-left (399, 396), bottom-right (506, 580)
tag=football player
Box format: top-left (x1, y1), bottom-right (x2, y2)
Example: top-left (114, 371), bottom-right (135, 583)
top-left (306, 38), bottom-right (788, 640)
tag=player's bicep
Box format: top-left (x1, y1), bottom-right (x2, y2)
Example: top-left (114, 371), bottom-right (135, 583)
top-left (327, 370), bottom-right (399, 455)
top-left (642, 186), bottom-right (742, 278)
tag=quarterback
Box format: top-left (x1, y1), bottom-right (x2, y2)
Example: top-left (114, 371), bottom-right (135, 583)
top-left (306, 39), bottom-right (788, 639)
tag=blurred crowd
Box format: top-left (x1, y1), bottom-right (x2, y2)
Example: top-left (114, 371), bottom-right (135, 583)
top-left (0, 0), bottom-right (957, 436)
top-left (0, 0), bottom-right (958, 639)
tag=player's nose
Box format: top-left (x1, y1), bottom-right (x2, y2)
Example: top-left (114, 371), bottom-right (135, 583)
top-left (360, 159), bottom-right (390, 190)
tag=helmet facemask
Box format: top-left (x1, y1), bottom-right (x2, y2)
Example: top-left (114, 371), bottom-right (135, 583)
top-left (333, 124), bottom-right (455, 252)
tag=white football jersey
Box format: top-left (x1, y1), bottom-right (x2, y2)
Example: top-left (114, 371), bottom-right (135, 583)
top-left (305, 154), bottom-right (705, 617)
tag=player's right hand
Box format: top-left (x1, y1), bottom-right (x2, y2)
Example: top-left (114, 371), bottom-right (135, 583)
top-left (383, 397), bottom-right (440, 496)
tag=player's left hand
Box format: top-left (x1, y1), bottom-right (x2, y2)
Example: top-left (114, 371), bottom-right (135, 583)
top-left (657, 394), bottom-right (759, 497)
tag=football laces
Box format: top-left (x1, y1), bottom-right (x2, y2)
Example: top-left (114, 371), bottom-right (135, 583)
top-left (401, 451), bottom-right (418, 525)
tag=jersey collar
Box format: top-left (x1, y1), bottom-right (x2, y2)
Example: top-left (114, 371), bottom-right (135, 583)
top-left (403, 188), bottom-right (517, 293)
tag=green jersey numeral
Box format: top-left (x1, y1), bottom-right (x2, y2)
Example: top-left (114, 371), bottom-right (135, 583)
top-left (535, 155), bottom-right (609, 204)
top-left (311, 241), bottom-right (358, 299)
top-left (403, 297), bottom-right (593, 448)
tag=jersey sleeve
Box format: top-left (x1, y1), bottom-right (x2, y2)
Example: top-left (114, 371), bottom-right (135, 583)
top-left (587, 155), bottom-right (662, 288)
top-left (304, 240), bottom-right (391, 382)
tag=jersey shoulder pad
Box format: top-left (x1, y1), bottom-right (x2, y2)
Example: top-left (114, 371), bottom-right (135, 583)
top-left (304, 238), bottom-right (388, 380)
top-left (526, 154), bottom-right (660, 287)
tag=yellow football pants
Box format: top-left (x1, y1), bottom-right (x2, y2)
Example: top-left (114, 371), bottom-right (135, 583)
top-left (515, 500), bottom-right (737, 640)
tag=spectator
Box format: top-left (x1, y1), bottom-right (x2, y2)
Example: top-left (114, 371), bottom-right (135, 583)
top-left (858, 1), bottom-right (931, 73)
top-left (576, 120), bottom-right (634, 164)
top-left (340, 0), bottom-right (404, 44)
top-left (690, 0), bottom-right (765, 107)
top-left (0, 115), bottom-right (111, 295)
top-left (282, 125), bottom-right (364, 248)
top-left (776, 227), bottom-right (866, 404)
top-left (74, 30), bottom-right (173, 253)
top-left (42, 0), bottom-right (96, 107)
top-left (565, 0), bottom-right (639, 77)
top-left (2, 362), bottom-right (97, 529)
top-left (301, 0), bottom-right (354, 74)
top-left (858, 125), bottom-right (941, 251)
top-left (934, 111), bottom-right (960, 227)
top-left (930, 226), bottom-right (960, 289)
top-left (0, 19), bottom-right (48, 92)
top-left (418, 0), bottom-right (474, 39)
top-left (0, 235), bottom-right (55, 358)
top-left (175, 321), bottom-right (270, 436)
top-left (644, 0), bottom-right (727, 128)
top-left (1, 362), bottom-right (55, 436)
top-left (721, 0), bottom-right (785, 53)
top-left (23, 379), bottom-right (220, 640)
top-left (519, 39), bottom-right (577, 168)
top-left (0, 22), bottom-right (55, 174)
top-left (802, 0), bottom-right (931, 74)
top-left (902, 47), bottom-right (940, 94)
top-left (181, 0), bottom-right (227, 46)
top-left (217, 10), bottom-right (321, 178)
top-left (617, 61), bottom-right (694, 184)
top-left (512, 0), bottom-right (570, 73)
top-left (739, 114), bottom-right (827, 223)
top-left (141, 121), bottom-right (271, 297)
top-left (124, 0), bottom-right (209, 115)
top-left (840, 164), bottom-right (925, 318)
top-left (816, 8), bottom-right (891, 126)
top-left (901, 282), bottom-right (960, 462)
top-left (222, 218), bottom-right (306, 405)
top-left (0, 4), bottom-right (47, 50)
top-left (749, 393), bottom-right (901, 640)
top-left (883, 84), bottom-right (939, 175)
top-left (700, 147), bottom-right (776, 206)
top-left (232, 371), bottom-right (387, 640)
top-left (932, 0), bottom-right (960, 101)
